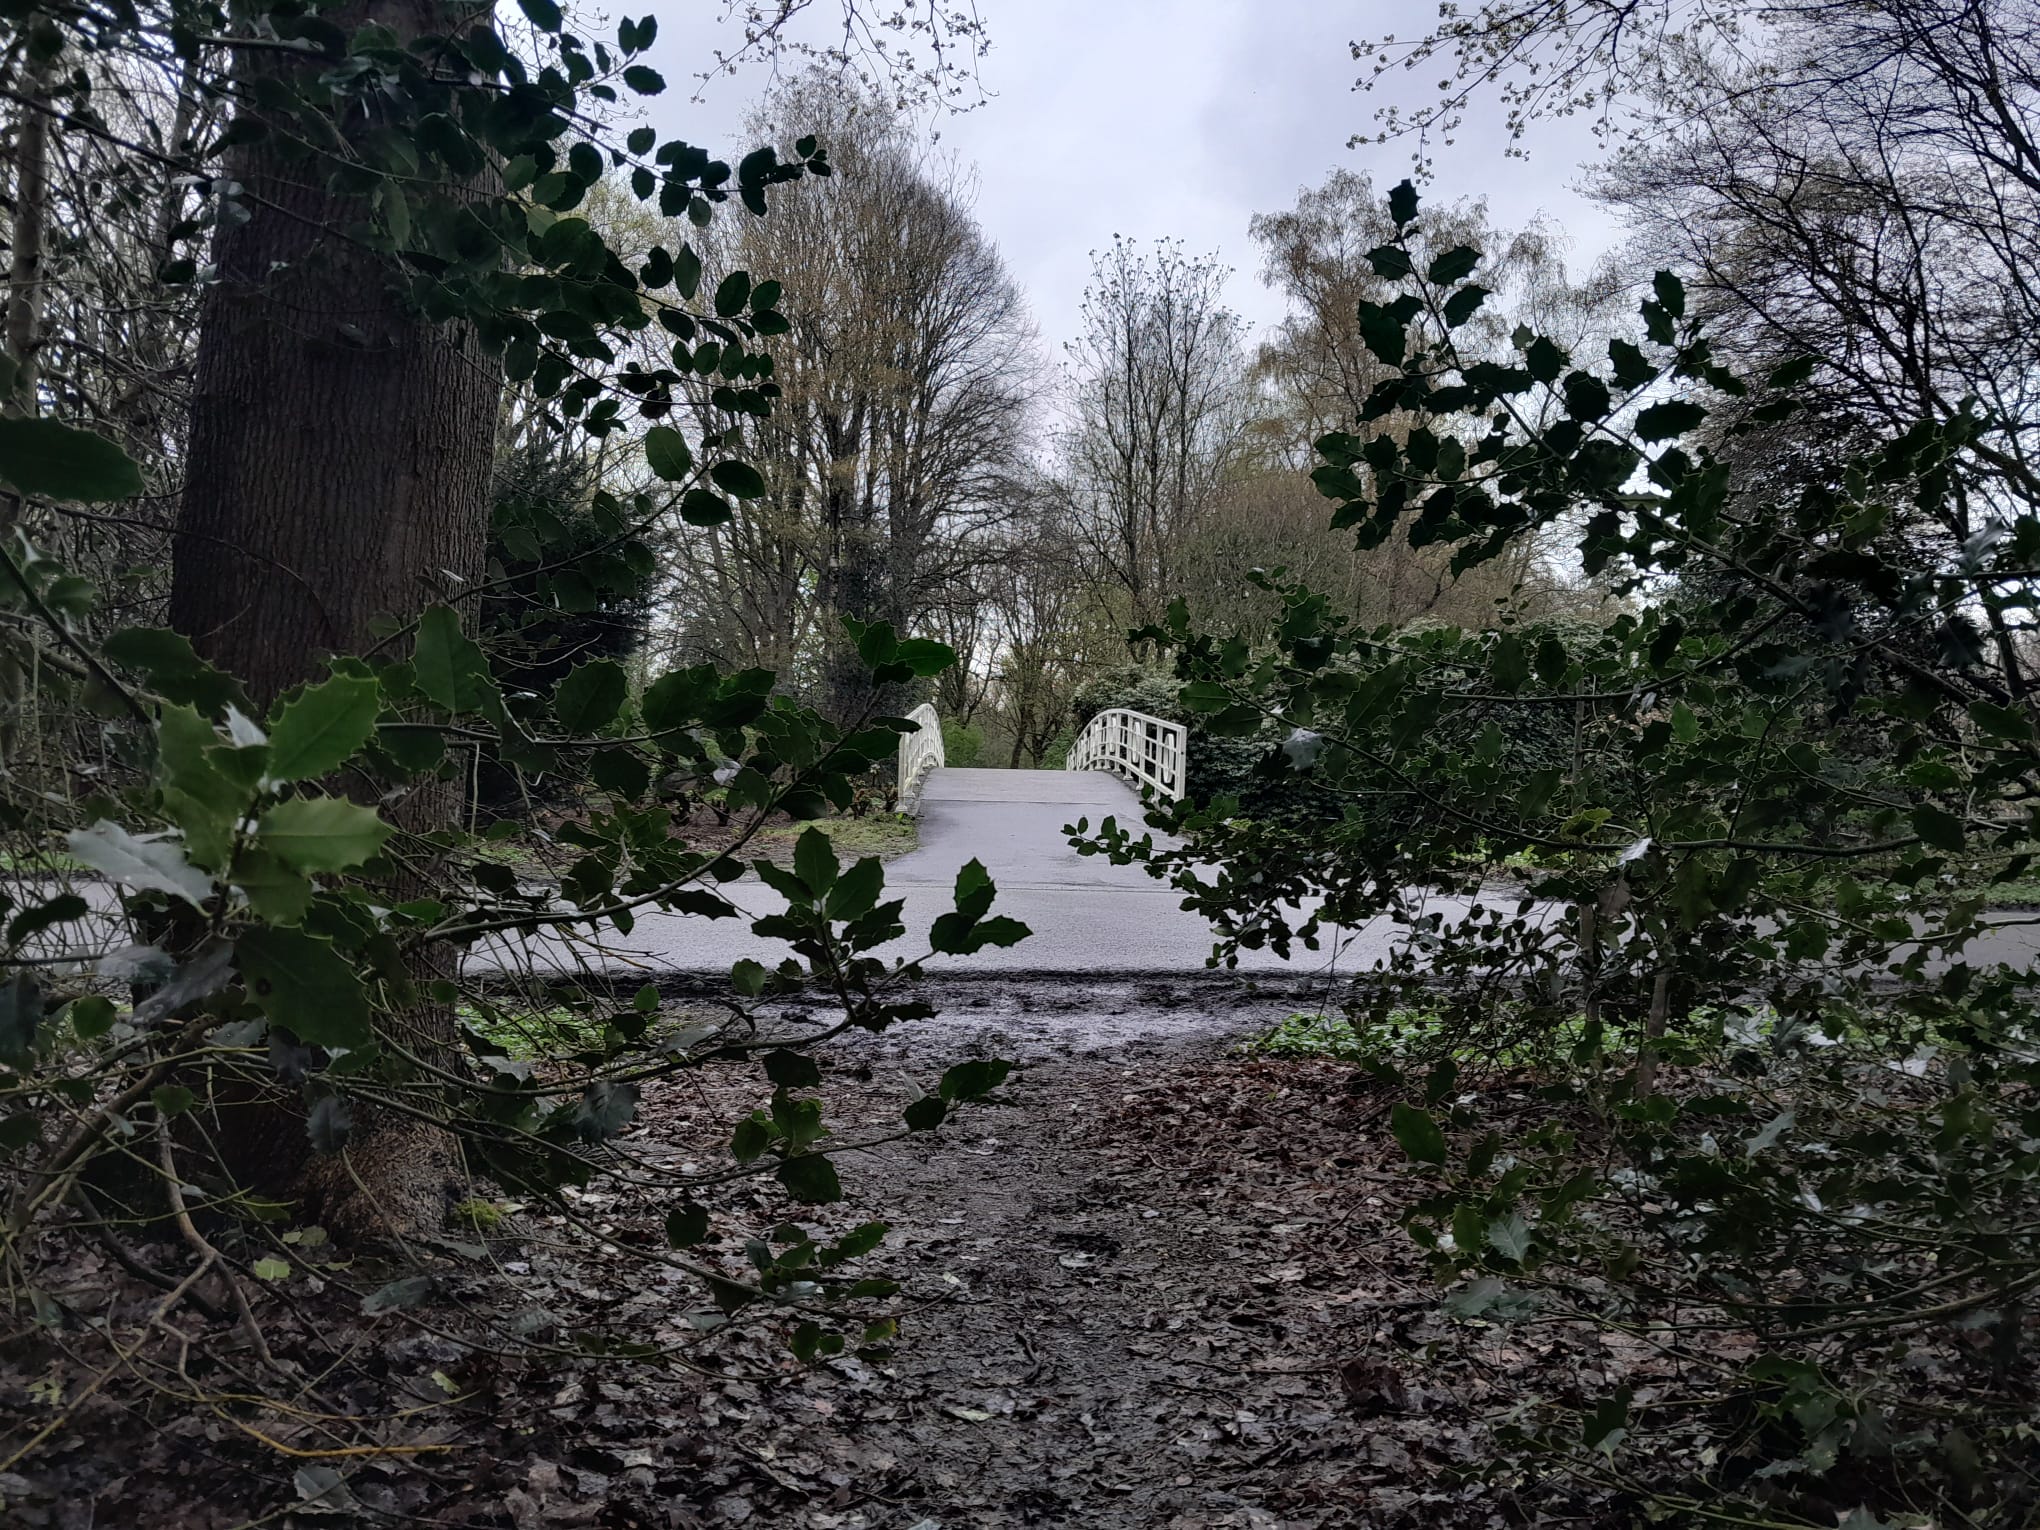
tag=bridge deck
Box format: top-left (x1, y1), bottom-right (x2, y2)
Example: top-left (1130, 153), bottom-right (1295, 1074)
top-left (484, 764), bottom-right (1361, 977)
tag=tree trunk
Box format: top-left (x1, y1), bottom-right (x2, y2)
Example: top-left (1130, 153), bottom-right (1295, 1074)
top-left (0, 38), bottom-right (53, 765)
top-left (168, 0), bottom-right (501, 1238)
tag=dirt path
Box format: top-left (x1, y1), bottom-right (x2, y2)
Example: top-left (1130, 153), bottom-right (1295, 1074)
top-left (585, 978), bottom-right (1497, 1530)
top-left (6, 978), bottom-right (1518, 1530)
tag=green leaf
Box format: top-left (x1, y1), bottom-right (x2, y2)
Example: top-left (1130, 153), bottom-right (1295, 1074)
top-left (65, 996), bottom-right (113, 1042)
top-left (714, 271), bottom-right (752, 318)
top-left (1523, 335), bottom-right (1566, 382)
top-left (644, 424), bottom-right (692, 481)
top-left (590, 748), bottom-right (651, 798)
top-left (361, 1275), bottom-right (434, 1314)
top-left (665, 1203), bottom-right (709, 1246)
top-left (103, 627), bottom-right (247, 714)
top-left (412, 605), bottom-right (491, 713)
top-left (825, 857), bottom-right (884, 922)
top-left (152, 1084), bottom-right (195, 1117)
top-left (1563, 372), bottom-right (1612, 421)
top-left (266, 675), bottom-right (381, 782)
top-left (517, 0), bottom-right (561, 28)
top-left (1491, 634), bottom-right (1528, 692)
top-left (1357, 302), bottom-right (1406, 366)
top-left (1389, 1102), bottom-right (1446, 1164)
top-left (1365, 244), bottom-right (1411, 279)
top-left (793, 827), bottom-right (838, 896)
top-left (230, 848), bottom-right (315, 925)
top-left (622, 64), bottom-right (664, 94)
top-left (0, 417), bottom-right (144, 501)
top-left (1651, 270), bottom-right (1685, 318)
top-left (236, 928), bottom-right (373, 1049)
top-left (1583, 1387), bottom-right (1632, 1453)
top-left (251, 1258), bottom-right (291, 1281)
top-left (554, 659), bottom-right (628, 733)
top-left (939, 1058), bottom-right (1012, 1102)
top-left (1441, 284), bottom-right (1489, 328)
top-left (777, 1154), bottom-right (842, 1205)
top-left (7, 893), bottom-right (87, 945)
top-left (1427, 245), bottom-right (1480, 284)
top-left (892, 638), bottom-right (957, 677)
top-left (1635, 400), bottom-right (1707, 442)
top-left (66, 820), bottom-right (213, 906)
top-left (1911, 803), bottom-right (1966, 853)
top-left (1608, 338), bottom-right (1656, 389)
top-left (257, 796), bottom-right (394, 872)
top-left (903, 1095), bottom-right (946, 1131)
top-left (1968, 700), bottom-right (2031, 741)
top-left (764, 1048), bottom-right (822, 1088)
top-left (1387, 179), bottom-right (1419, 227)
top-left (156, 704), bottom-right (244, 867)
top-left (680, 488), bottom-right (732, 526)
top-left (1486, 1213), bottom-right (1531, 1262)
top-left (709, 461), bottom-right (767, 499)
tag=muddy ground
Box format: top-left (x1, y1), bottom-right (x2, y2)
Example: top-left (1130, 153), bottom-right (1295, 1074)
top-left (2, 977), bottom-right (1577, 1529)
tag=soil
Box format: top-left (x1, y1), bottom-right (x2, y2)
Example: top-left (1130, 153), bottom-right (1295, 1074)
top-left (0, 977), bottom-right (1555, 1529)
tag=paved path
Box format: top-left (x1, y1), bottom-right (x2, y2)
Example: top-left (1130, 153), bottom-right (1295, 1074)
top-left (486, 768), bottom-right (1394, 980)
top-left (483, 766), bottom-right (2040, 984)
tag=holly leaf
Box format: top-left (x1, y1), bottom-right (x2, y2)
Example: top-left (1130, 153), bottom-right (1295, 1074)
top-left (257, 797), bottom-right (393, 872)
top-left (1390, 1102), bottom-right (1447, 1164)
top-left (777, 1154), bottom-right (842, 1205)
top-left (554, 659), bottom-right (628, 734)
top-left (266, 674), bottom-right (381, 782)
top-left (666, 1203), bottom-right (710, 1246)
top-left (1911, 804), bottom-right (1966, 853)
top-left (412, 605), bottom-right (491, 713)
top-left (66, 820), bottom-right (214, 907)
top-left (0, 417), bottom-right (144, 501)
top-left (236, 928), bottom-right (373, 1049)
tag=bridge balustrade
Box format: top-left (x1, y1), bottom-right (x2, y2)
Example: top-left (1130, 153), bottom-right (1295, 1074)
top-left (1065, 707), bottom-right (1188, 801)
top-left (896, 702), bottom-right (945, 804)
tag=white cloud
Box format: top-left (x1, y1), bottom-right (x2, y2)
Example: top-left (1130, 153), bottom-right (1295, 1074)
top-left (643, 2), bottom-right (1625, 353)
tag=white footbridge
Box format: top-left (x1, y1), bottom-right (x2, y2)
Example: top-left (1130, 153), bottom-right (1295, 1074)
top-left (896, 702), bottom-right (1188, 808)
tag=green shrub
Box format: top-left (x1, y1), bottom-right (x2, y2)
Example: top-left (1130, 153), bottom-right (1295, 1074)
top-left (940, 718), bottom-right (984, 767)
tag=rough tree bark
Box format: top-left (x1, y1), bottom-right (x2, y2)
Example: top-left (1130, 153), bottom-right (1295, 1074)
top-left (168, 0), bottom-right (501, 1238)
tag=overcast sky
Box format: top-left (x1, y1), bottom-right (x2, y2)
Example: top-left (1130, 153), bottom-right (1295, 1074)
top-left (645, 2), bottom-right (1626, 356)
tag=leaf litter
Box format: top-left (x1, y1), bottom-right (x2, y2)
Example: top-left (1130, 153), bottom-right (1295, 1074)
top-left (2, 977), bottom-right (1623, 1527)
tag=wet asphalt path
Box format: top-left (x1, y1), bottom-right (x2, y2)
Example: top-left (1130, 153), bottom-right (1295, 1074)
top-left (478, 767), bottom-right (2040, 984)
top-left (481, 768), bottom-right (1384, 980)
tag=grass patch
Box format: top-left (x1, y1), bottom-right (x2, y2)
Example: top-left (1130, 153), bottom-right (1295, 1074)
top-left (453, 1197), bottom-right (506, 1232)
top-left (460, 1002), bottom-right (611, 1061)
top-left (1238, 1010), bottom-right (1428, 1062)
top-left (756, 813), bottom-right (918, 864)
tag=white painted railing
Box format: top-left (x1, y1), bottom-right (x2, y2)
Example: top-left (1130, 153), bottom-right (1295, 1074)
top-left (1066, 707), bottom-right (1188, 801)
top-left (897, 702), bottom-right (944, 805)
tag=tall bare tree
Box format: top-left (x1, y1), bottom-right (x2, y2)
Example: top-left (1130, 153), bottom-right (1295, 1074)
top-left (670, 76), bottom-right (1037, 723)
top-left (1055, 238), bottom-right (1250, 633)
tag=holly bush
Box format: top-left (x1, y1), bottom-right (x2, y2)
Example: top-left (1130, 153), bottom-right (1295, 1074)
top-left (1081, 181), bottom-right (2040, 1526)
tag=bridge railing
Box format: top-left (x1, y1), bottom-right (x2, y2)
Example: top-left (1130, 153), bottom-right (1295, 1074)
top-left (1066, 707), bottom-right (1188, 801)
top-left (897, 702), bottom-right (944, 807)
